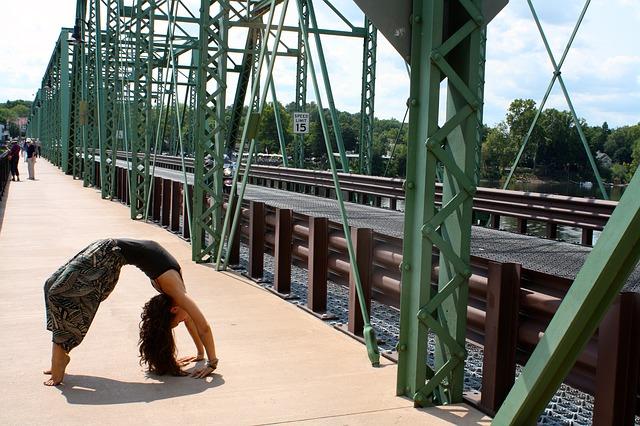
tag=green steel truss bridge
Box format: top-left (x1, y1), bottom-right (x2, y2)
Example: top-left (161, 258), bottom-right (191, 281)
top-left (23, 0), bottom-right (640, 423)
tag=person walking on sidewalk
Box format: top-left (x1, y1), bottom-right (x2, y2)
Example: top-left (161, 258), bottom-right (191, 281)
top-left (43, 238), bottom-right (219, 386)
top-left (8, 140), bottom-right (20, 181)
top-left (26, 139), bottom-right (37, 180)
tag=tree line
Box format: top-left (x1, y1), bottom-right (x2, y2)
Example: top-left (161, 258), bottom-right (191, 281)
top-left (0, 100), bottom-right (31, 137)
top-left (3, 96), bottom-right (638, 184)
top-left (252, 99), bottom-right (639, 184)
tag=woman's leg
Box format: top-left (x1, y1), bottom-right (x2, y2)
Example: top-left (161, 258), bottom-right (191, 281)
top-left (42, 240), bottom-right (125, 385)
top-left (44, 343), bottom-right (70, 386)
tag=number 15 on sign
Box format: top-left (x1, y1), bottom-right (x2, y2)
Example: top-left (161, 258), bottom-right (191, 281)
top-left (293, 112), bottom-right (309, 134)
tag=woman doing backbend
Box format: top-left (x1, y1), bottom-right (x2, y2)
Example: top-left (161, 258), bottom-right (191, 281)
top-left (43, 238), bottom-right (218, 386)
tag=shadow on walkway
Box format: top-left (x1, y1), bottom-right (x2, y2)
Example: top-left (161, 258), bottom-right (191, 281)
top-left (59, 373), bottom-right (225, 405)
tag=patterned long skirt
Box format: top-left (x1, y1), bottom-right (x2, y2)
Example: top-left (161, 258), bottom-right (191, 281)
top-left (44, 239), bottom-right (126, 352)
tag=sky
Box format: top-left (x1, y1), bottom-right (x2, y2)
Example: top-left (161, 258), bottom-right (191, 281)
top-left (0, 0), bottom-right (638, 128)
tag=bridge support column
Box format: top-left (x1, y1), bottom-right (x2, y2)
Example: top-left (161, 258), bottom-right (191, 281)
top-left (397, 0), bottom-right (486, 406)
top-left (593, 292), bottom-right (640, 425)
top-left (348, 227), bottom-right (373, 336)
top-left (273, 208), bottom-right (293, 296)
top-left (480, 261), bottom-right (521, 415)
top-left (171, 181), bottom-right (181, 233)
top-left (183, 185), bottom-right (193, 240)
top-left (307, 216), bottom-right (329, 315)
top-left (248, 201), bottom-right (265, 280)
top-left (152, 176), bottom-right (162, 222)
top-left (161, 179), bottom-right (171, 228)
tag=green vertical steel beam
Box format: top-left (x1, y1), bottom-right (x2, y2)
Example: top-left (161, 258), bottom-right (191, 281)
top-left (396, 0), bottom-right (443, 404)
top-left (101, 0), bottom-right (122, 198)
top-left (59, 31), bottom-right (71, 171)
top-left (293, 0), bottom-right (308, 168)
top-left (85, 0), bottom-right (99, 186)
top-left (130, 0), bottom-right (154, 219)
top-left (90, 0), bottom-right (110, 199)
top-left (192, 0), bottom-right (229, 262)
top-left (359, 17), bottom-right (376, 175)
top-left (397, 0), bottom-right (485, 406)
top-left (494, 166), bottom-right (640, 424)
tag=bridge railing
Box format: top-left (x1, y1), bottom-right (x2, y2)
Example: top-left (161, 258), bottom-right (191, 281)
top-left (247, 164), bottom-right (617, 247)
top-left (93, 156), bottom-right (638, 422)
top-left (0, 150), bottom-right (10, 201)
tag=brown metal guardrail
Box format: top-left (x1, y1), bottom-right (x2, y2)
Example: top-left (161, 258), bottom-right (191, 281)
top-left (96, 154), bottom-right (636, 422)
top-left (0, 150), bottom-right (10, 201)
top-left (247, 164), bottom-right (618, 246)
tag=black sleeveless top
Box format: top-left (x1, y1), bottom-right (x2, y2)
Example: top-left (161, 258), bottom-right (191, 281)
top-left (115, 238), bottom-right (181, 280)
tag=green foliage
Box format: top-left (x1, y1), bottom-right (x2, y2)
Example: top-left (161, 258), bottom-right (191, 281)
top-left (1, 100), bottom-right (33, 137)
top-left (480, 98), bottom-right (640, 184)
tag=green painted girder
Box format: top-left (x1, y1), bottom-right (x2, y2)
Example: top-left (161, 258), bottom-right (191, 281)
top-left (293, 0), bottom-right (308, 168)
top-left (359, 17), bottom-right (376, 175)
top-left (130, 0), bottom-right (155, 219)
top-left (191, 0), bottom-right (229, 262)
top-left (230, 20), bottom-right (366, 37)
top-left (397, 0), bottom-right (485, 406)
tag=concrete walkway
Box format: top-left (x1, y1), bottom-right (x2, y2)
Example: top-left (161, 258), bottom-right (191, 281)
top-left (0, 160), bottom-right (490, 425)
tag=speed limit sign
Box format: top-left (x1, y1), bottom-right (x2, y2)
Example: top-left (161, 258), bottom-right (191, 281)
top-left (293, 112), bottom-right (310, 134)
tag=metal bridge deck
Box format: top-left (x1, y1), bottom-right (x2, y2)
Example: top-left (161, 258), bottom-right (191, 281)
top-left (241, 185), bottom-right (640, 291)
top-left (0, 161), bottom-right (489, 424)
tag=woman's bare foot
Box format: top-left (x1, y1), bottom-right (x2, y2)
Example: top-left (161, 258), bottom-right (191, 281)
top-left (44, 343), bottom-right (70, 386)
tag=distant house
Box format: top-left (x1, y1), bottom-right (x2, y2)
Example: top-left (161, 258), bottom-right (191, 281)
top-left (13, 117), bottom-right (28, 133)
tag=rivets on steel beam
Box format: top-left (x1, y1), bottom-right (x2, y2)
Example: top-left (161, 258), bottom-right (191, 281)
top-left (397, 343), bottom-right (407, 352)
top-left (425, 138), bottom-right (438, 150)
top-left (405, 181), bottom-right (415, 190)
top-left (462, 269), bottom-right (472, 280)
top-left (402, 262), bottom-right (411, 272)
top-left (431, 50), bottom-right (442, 62)
top-left (414, 15), bottom-right (422, 24)
top-left (409, 98), bottom-right (418, 107)
top-left (418, 310), bottom-right (428, 321)
top-left (421, 224), bottom-right (434, 237)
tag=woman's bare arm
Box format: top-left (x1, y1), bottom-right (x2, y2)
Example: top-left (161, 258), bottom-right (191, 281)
top-left (180, 316), bottom-right (205, 362)
top-left (156, 270), bottom-right (218, 377)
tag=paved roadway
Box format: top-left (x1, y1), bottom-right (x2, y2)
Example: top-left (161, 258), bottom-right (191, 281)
top-left (0, 160), bottom-right (490, 424)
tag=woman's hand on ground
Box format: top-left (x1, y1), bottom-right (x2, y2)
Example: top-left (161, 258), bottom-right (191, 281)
top-left (191, 359), bottom-right (218, 379)
top-left (177, 355), bottom-right (204, 366)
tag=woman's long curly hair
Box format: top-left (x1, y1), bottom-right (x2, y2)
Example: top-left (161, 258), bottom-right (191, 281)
top-left (138, 294), bottom-right (183, 376)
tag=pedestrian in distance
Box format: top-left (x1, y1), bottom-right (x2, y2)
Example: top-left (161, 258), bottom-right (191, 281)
top-left (21, 139), bottom-right (28, 162)
top-left (26, 139), bottom-right (37, 180)
top-left (8, 140), bottom-right (21, 181)
top-left (43, 238), bottom-right (219, 386)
